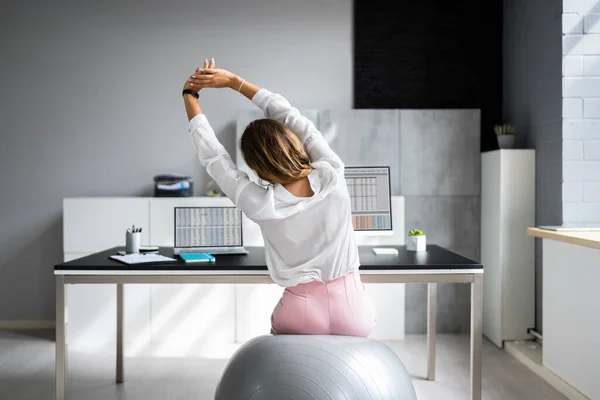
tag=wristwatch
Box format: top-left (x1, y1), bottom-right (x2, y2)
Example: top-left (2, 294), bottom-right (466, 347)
top-left (182, 89), bottom-right (199, 99)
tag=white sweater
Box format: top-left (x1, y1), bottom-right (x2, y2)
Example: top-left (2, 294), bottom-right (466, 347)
top-left (187, 88), bottom-right (360, 287)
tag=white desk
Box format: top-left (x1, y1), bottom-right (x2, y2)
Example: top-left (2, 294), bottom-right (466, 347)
top-left (54, 245), bottom-right (484, 400)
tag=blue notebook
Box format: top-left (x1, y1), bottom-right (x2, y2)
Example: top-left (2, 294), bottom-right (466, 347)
top-left (179, 253), bottom-right (215, 263)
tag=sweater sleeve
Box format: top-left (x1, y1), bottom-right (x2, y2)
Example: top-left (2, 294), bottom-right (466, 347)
top-left (188, 114), bottom-right (270, 218)
top-left (251, 88), bottom-right (344, 174)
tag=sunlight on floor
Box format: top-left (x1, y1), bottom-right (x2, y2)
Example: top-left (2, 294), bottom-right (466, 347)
top-left (153, 286), bottom-right (230, 358)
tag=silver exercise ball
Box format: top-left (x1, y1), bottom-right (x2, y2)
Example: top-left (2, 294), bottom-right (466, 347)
top-left (214, 334), bottom-right (417, 400)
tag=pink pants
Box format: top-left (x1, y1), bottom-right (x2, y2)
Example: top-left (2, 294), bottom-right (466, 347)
top-left (271, 270), bottom-right (376, 337)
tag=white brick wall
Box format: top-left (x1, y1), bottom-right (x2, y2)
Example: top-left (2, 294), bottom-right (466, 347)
top-left (564, 160), bottom-right (600, 180)
top-left (563, 140), bottom-right (584, 159)
top-left (584, 14), bottom-right (600, 33)
top-left (563, 1), bottom-right (600, 223)
top-left (563, 181), bottom-right (584, 201)
top-left (564, 56), bottom-right (583, 76)
top-left (563, 119), bottom-right (600, 138)
top-left (584, 141), bottom-right (600, 159)
top-left (584, 98), bottom-right (600, 117)
top-left (564, 0), bottom-right (600, 13)
top-left (563, 34), bottom-right (600, 55)
top-left (563, 201), bottom-right (600, 221)
top-left (564, 13), bottom-right (584, 33)
top-left (583, 56), bottom-right (600, 75)
top-left (583, 182), bottom-right (600, 200)
top-left (563, 77), bottom-right (600, 97)
top-left (564, 98), bottom-right (583, 117)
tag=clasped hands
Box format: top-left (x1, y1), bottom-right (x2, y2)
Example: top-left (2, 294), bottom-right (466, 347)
top-left (183, 57), bottom-right (240, 94)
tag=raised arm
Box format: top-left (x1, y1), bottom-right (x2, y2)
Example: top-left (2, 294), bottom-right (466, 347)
top-left (250, 89), bottom-right (344, 172)
top-left (187, 58), bottom-right (261, 103)
top-left (182, 60), bottom-right (269, 219)
top-left (188, 61), bottom-right (343, 172)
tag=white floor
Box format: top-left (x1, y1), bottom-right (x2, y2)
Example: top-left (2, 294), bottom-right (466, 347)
top-left (0, 330), bottom-right (567, 400)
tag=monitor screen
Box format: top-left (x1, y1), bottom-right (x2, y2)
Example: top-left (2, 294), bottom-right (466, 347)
top-left (344, 166), bottom-right (392, 231)
top-left (174, 206), bottom-right (242, 248)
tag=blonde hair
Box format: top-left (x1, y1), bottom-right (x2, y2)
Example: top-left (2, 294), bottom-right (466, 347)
top-left (240, 119), bottom-right (313, 185)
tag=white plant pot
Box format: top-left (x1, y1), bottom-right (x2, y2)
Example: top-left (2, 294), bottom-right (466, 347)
top-left (407, 235), bottom-right (426, 251)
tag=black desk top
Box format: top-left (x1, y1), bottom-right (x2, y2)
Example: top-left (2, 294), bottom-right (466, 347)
top-left (55, 245), bottom-right (482, 272)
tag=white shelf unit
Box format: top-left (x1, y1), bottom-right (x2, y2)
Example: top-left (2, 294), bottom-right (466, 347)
top-left (481, 149), bottom-right (535, 348)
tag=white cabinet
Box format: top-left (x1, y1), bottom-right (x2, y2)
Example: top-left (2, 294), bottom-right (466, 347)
top-left (63, 197), bottom-right (150, 253)
top-left (481, 150), bottom-right (535, 347)
top-left (543, 238), bottom-right (600, 400)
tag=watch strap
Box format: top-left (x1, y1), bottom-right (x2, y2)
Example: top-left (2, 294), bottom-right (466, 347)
top-left (182, 89), bottom-right (199, 99)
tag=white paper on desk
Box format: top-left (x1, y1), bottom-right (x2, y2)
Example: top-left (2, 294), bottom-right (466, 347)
top-left (110, 254), bottom-right (177, 265)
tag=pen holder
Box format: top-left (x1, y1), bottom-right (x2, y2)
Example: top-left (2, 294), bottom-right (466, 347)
top-left (125, 231), bottom-right (141, 254)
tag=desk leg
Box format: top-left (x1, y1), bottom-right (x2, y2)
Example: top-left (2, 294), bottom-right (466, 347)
top-left (470, 274), bottom-right (483, 400)
top-left (427, 283), bottom-right (437, 381)
top-left (116, 284), bottom-right (124, 384)
top-left (56, 276), bottom-right (67, 400)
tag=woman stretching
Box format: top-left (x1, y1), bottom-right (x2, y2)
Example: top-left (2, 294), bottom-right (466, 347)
top-left (182, 58), bottom-right (376, 337)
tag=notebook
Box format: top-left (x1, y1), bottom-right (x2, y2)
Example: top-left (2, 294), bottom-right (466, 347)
top-left (179, 253), bottom-right (215, 263)
top-left (109, 253), bottom-right (177, 265)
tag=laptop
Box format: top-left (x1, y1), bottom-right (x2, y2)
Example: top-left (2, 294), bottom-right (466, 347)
top-left (173, 206), bottom-right (249, 255)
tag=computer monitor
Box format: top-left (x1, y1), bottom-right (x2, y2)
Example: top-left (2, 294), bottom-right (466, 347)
top-left (344, 166), bottom-right (392, 232)
top-left (173, 206), bottom-right (248, 254)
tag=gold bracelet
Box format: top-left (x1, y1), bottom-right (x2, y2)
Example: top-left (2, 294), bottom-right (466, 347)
top-left (238, 78), bottom-right (246, 92)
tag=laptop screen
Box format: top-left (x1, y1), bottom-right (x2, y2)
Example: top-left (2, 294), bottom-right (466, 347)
top-left (174, 206), bottom-right (243, 248)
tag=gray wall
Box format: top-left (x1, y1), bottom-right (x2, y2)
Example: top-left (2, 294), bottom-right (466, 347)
top-left (0, 0), bottom-right (352, 322)
top-left (502, 0), bottom-right (563, 333)
top-left (399, 112), bottom-right (481, 333)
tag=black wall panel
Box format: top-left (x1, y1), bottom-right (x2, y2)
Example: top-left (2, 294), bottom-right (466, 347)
top-left (353, 0), bottom-right (502, 152)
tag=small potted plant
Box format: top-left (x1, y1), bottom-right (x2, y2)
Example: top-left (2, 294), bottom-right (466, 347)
top-left (407, 229), bottom-right (426, 251)
top-left (494, 124), bottom-right (515, 149)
